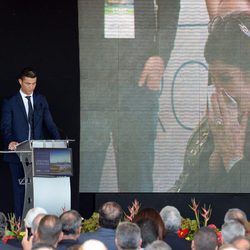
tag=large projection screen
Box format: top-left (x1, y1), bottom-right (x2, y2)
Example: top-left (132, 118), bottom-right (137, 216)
top-left (78, 0), bottom-right (250, 192)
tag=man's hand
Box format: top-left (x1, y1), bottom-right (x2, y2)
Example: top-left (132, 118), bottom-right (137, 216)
top-left (8, 141), bottom-right (18, 151)
top-left (138, 56), bottom-right (165, 91)
top-left (21, 228), bottom-right (34, 250)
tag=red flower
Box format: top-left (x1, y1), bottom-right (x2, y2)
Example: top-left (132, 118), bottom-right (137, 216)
top-left (207, 224), bottom-right (217, 230)
top-left (217, 231), bottom-right (222, 246)
top-left (177, 228), bottom-right (189, 238)
top-left (2, 236), bottom-right (16, 244)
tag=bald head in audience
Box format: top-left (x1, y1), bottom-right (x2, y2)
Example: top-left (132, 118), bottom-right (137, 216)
top-left (80, 240), bottom-right (107, 250)
top-left (232, 236), bottom-right (250, 250)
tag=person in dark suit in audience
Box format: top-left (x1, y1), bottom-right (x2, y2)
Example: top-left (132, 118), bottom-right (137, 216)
top-left (58, 210), bottom-right (82, 250)
top-left (79, 201), bottom-right (123, 250)
top-left (160, 205), bottom-right (191, 250)
top-left (0, 67), bottom-right (60, 218)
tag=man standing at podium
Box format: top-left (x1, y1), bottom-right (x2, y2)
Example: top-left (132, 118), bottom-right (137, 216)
top-left (0, 67), bottom-right (60, 218)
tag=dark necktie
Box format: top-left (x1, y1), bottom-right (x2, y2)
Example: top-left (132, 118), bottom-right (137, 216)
top-left (25, 96), bottom-right (34, 139)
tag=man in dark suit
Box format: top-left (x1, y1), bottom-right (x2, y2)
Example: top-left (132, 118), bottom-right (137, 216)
top-left (0, 67), bottom-right (60, 218)
top-left (57, 210), bottom-right (82, 250)
top-left (79, 201), bottom-right (123, 250)
top-left (160, 205), bottom-right (191, 250)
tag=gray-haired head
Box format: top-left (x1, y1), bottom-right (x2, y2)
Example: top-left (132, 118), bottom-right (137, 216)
top-left (224, 208), bottom-right (247, 224)
top-left (59, 210), bottom-right (82, 236)
top-left (115, 222), bottom-right (142, 250)
top-left (24, 207), bottom-right (48, 228)
top-left (192, 227), bottom-right (218, 250)
top-left (145, 240), bottom-right (172, 250)
top-left (160, 206), bottom-right (181, 232)
top-left (221, 221), bottom-right (246, 244)
top-left (0, 212), bottom-right (7, 239)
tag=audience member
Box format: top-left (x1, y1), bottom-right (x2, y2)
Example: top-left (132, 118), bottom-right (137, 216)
top-left (133, 208), bottom-right (165, 240)
top-left (219, 244), bottom-right (238, 250)
top-left (32, 214), bottom-right (47, 242)
top-left (192, 227), bottom-right (218, 250)
top-left (232, 236), bottom-right (250, 250)
top-left (115, 222), bottom-right (142, 250)
top-left (21, 213), bottom-right (48, 250)
top-left (31, 242), bottom-right (56, 250)
top-left (136, 218), bottom-right (159, 248)
top-left (79, 201), bottom-right (123, 250)
top-left (24, 207), bottom-right (48, 229)
top-left (68, 244), bottom-right (82, 250)
top-left (145, 240), bottom-right (172, 250)
top-left (221, 221), bottom-right (245, 244)
top-left (37, 215), bottom-right (63, 247)
top-left (58, 210), bottom-right (82, 249)
top-left (160, 205), bottom-right (191, 250)
top-left (80, 239), bottom-right (108, 250)
top-left (7, 207), bottom-right (48, 249)
top-left (224, 208), bottom-right (250, 236)
top-left (18, 208), bottom-right (47, 249)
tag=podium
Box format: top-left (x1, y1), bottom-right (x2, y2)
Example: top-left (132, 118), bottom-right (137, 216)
top-left (14, 140), bottom-right (73, 218)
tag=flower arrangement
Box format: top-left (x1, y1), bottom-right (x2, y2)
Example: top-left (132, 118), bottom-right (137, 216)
top-left (2, 213), bottom-right (25, 244)
top-left (177, 198), bottom-right (221, 244)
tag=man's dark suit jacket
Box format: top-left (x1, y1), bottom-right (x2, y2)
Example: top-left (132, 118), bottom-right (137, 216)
top-left (79, 227), bottom-right (117, 250)
top-left (0, 241), bottom-right (20, 250)
top-left (164, 232), bottom-right (191, 250)
top-left (1, 91), bottom-right (60, 162)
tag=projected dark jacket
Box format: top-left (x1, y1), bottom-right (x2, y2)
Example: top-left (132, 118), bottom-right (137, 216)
top-left (173, 117), bottom-right (250, 192)
top-left (80, 0), bottom-right (180, 110)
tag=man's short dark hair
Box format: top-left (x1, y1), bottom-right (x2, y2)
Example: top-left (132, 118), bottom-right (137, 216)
top-left (37, 215), bottom-right (62, 246)
top-left (19, 67), bottom-right (37, 79)
top-left (116, 222), bottom-right (141, 250)
top-left (136, 219), bottom-right (159, 248)
top-left (59, 210), bottom-right (82, 235)
top-left (193, 227), bottom-right (218, 250)
top-left (98, 201), bottom-right (123, 229)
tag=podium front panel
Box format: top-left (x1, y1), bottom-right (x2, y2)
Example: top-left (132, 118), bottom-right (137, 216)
top-left (33, 177), bottom-right (71, 215)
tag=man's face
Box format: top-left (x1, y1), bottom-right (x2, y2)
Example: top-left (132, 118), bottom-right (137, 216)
top-left (18, 76), bottom-right (37, 95)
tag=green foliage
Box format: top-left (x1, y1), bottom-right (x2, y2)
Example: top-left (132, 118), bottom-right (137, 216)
top-left (81, 212), bottom-right (100, 233)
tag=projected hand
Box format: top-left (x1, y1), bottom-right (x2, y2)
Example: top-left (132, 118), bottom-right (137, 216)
top-left (208, 89), bottom-right (248, 171)
top-left (138, 56), bottom-right (165, 91)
